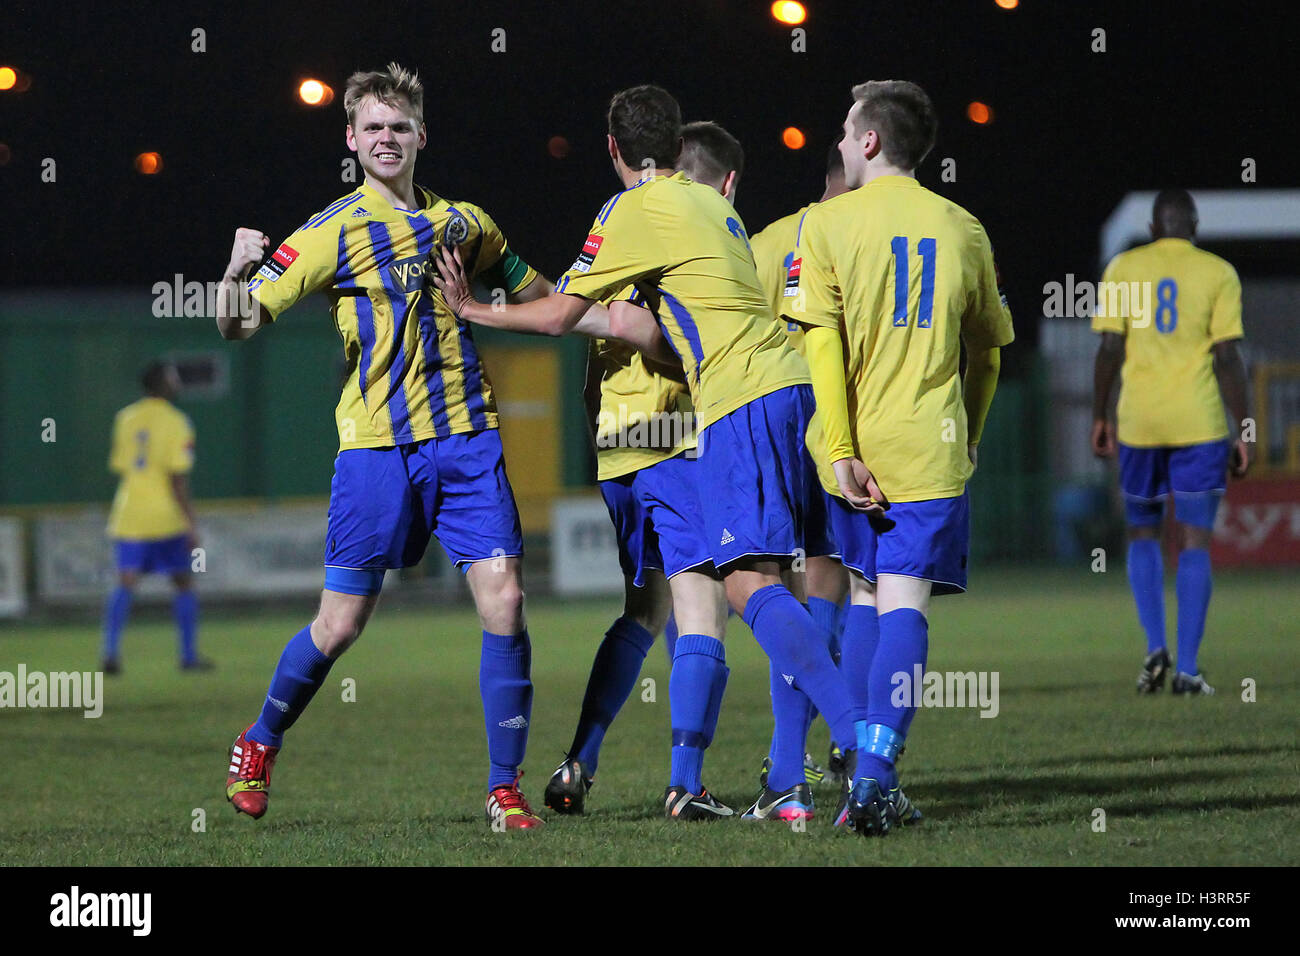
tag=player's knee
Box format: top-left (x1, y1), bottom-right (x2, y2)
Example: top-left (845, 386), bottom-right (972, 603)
top-left (1181, 524), bottom-right (1213, 550)
top-left (312, 608), bottom-right (365, 655)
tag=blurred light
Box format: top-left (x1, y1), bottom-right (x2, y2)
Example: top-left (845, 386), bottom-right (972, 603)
top-left (966, 101), bottom-right (994, 125)
top-left (995, 0), bottom-right (1019, 9)
top-left (0, 67), bottom-right (15, 91)
top-left (0, 143), bottom-right (10, 166)
top-left (771, 1), bottom-right (806, 25)
top-left (547, 135), bottom-right (571, 159)
top-left (135, 152), bottom-right (163, 175)
top-left (782, 126), bottom-right (806, 150)
top-left (14, 71), bottom-right (32, 92)
top-left (298, 79), bottom-right (334, 107)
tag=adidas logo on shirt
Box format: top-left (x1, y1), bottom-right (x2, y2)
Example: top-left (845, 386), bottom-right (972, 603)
top-left (720, 528), bottom-right (735, 546)
top-left (498, 715), bottom-right (529, 729)
top-left (351, 206), bottom-right (370, 218)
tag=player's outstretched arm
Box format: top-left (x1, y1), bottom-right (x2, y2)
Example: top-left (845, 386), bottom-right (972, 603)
top-left (1090, 332), bottom-right (1124, 457)
top-left (434, 245), bottom-right (589, 335)
top-left (608, 299), bottom-right (678, 368)
top-left (216, 228), bottom-right (271, 340)
top-left (1213, 338), bottom-right (1252, 477)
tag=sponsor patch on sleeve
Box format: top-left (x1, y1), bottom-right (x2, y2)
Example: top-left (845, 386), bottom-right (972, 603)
top-left (570, 234), bottom-right (603, 273)
top-left (257, 242), bottom-right (298, 282)
top-left (783, 256), bottom-right (802, 297)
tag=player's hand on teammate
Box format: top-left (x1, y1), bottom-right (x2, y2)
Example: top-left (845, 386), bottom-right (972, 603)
top-left (1230, 438), bottom-right (1251, 478)
top-left (226, 228), bottom-right (270, 281)
top-left (967, 443), bottom-right (978, 470)
top-left (431, 245), bottom-right (473, 316)
top-left (1090, 418), bottom-right (1117, 458)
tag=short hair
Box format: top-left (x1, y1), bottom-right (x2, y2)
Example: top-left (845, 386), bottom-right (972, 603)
top-left (850, 80), bottom-right (937, 170)
top-left (608, 84), bottom-right (682, 169)
top-left (1153, 188), bottom-right (1198, 229)
top-left (826, 128), bottom-right (845, 177)
top-left (141, 360), bottom-right (174, 395)
top-left (679, 120), bottom-right (744, 186)
top-left (345, 62), bottom-right (424, 126)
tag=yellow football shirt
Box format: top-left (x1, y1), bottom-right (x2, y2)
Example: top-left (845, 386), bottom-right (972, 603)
top-left (591, 290), bottom-right (697, 481)
top-left (784, 176), bottom-right (1014, 502)
top-left (750, 204), bottom-right (814, 354)
top-left (1092, 237), bottom-right (1242, 447)
top-left (107, 398), bottom-right (195, 540)
top-left (556, 172), bottom-right (809, 433)
top-left (247, 181), bottom-right (538, 450)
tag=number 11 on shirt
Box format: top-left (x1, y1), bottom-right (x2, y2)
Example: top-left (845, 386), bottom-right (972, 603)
top-left (891, 236), bottom-right (937, 329)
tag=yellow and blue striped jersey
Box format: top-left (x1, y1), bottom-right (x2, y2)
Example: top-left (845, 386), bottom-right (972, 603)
top-left (556, 172), bottom-right (809, 433)
top-left (247, 181), bottom-right (538, 450)
top-left (590, 288), bottom-right (696, 481)
top-left (784, 176), bottom-right (1014, 502)
top-left (750, 204), bottom-right (814, 354)
top-left (107, 397), bottom-right (194, 540)
top-left (1092, 238), bottom-right (1243, 447)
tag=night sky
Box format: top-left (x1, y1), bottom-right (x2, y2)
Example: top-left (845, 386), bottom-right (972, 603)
top-left (3, 0), bottom-right (1295, 368)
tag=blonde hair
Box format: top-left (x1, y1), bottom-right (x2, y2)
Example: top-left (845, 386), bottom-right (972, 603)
top-left (344, 62), bottom-right (424, 126)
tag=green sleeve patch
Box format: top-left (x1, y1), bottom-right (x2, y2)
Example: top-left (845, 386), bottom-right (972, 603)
top-left (480, 246), bottom-right (532, 294)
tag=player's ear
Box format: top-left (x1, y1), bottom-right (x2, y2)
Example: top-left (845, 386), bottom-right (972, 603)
top-left (724, 170), bottom-right (738, 203)
top-left (863, 129), bottom-right (882, 161)
top-left (606, 134), bottom-right (619, 163)
top-left (345, 124), bottom-right (358, 153)
top-left (418, 123), bottom-right (427, 150)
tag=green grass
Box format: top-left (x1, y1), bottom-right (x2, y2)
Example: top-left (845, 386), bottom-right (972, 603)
top-left (2, 567), bottom-right (1297, 866)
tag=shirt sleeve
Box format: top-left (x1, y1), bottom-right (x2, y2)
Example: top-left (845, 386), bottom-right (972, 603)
top-left (468, 205), bottom-right (539, 295)
top-left (108, 413), bottom-right (129, 474)
top-left (1209, 262), bottom-right (1244, 343)
top-left (1091, 256), bottom-right (1126, 335)
top-left (961, 223), bottom-right (1016, 349)
top-left (555, 190), bottom-right (662, 301)
top-left (780, 207), bottom-right (840, 330)
top-left (168, 415), bottom-right (196, 475)
top-left (246, 221), bottom-right (341, 322)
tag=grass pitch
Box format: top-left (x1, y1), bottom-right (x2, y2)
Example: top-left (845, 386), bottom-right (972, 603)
top-left (3, 567), bottom-right (1297, 866)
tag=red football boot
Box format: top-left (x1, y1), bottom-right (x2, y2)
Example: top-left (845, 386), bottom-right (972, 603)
top-left (226, 726), bottom-right (279, 819)
top-left (485, 772), bottom-right (545, 831)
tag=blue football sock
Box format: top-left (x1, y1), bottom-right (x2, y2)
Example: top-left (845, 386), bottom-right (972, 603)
top-left (841, 603), bottom-right (880, 723)
top-left (570, 617), bottom-right (655, 776)
top-left (663, 611), bottom-right (679, 665)
top-left (808, 596), bottom-right (839, 643)
top-left (481, 630), bottom-right (533, 790)
top-left (1127, 538), bottom-right (1166, 654)
top-left (767, 663), bottom-right (810, 791)
top-left (702, 663), bottom-right (729, 748)
top-left (742, 584), bottom-right (856, 750)
top-left (174, 590), bottom-right (199, 665)
top-left (249, 626), bottom-right (335, 748)
top-left (854, 722), bottom-right (905, 790)
top-left (858, 607), bottom-right (928, 778)
top-left (101, 586), bottom-right (132, 661)
top-left (1176, 548), bottom-right (1212, 675)
top-left (669, 634), bottom-right (725, 794)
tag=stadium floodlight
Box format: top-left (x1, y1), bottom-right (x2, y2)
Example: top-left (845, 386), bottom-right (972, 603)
top-left (771, 2), bottom-right (806, 26)
top-left (995, 0), bottom-right (1019, 10)
top-left (134, 152), bottom-right (163, 175)
top-left (966, 101), bottom-right (994, 125)
top-left (298, 79), bottom-right (335, 107)
top-left (0, 66), bottom-right (17, 91)
top-left (781, 126), bottom-right (806, 150)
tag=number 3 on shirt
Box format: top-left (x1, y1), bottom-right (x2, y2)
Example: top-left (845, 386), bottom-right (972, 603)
top-left (890, 236), bottom-right (937, 328)
top-left (1154, 278), bottom-right (1178, 333)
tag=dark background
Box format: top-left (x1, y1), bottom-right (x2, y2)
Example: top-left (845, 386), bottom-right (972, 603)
top-left (2, 0), bottom-right (1295, 368)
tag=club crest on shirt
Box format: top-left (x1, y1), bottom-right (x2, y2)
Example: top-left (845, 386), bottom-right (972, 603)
top-left (571, 233), bottom-right (603, 273)
top-left (442, 212), bottom-right (470, 248)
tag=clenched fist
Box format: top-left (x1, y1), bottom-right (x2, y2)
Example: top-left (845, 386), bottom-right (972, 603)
top-left (225, 228), bottom-right (270, 281)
